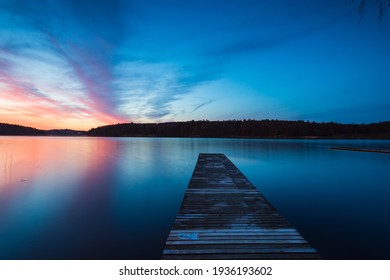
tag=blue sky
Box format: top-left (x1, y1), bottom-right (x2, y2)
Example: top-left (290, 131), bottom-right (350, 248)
top-left (0, 0), bottom-right (390, 129)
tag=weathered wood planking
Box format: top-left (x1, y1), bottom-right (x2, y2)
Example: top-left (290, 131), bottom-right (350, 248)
top-left (162, 153), bottom-right (320, 260)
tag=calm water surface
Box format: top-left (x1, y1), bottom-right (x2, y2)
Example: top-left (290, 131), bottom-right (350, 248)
top-left (0, 137), bottom-right (389, 259)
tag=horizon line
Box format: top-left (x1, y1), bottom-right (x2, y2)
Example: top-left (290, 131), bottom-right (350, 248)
top-left (2, 118), bottom-right (390, 132)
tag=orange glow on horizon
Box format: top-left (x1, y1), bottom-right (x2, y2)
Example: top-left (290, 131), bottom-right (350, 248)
top-left (1, 113), bottom-right (123, 131)
top-left (1, 82), bottom-right (128, 131)
top-left (0, 106), bottom-right (128, 130)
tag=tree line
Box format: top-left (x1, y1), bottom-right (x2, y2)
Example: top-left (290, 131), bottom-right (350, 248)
top-left (0, 123), bottom-right (46, 136)
top-left (2, 120), bottom-right (389, 138)
top-left (87, 120), bottom-right (390, 139)
top-left (0, 123), bottom-right (85, 136)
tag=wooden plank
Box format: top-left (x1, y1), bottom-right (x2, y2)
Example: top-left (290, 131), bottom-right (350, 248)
top-left (168, 232), bottom-right (300, 236)
top-left (162, 153), bottom-right (320, 260)
top-left (162, 253), bottom-right (321, 260)
top-left (168, 230), bottom-right (302, 234)
top-left (163, 248), bottom-right (318, 255)
top-left (165, 240), bottom-right (308, 245)
top-left (167, 237), bottom-right (305, 242)
top-left (168, 235), bottom-right (303, 238)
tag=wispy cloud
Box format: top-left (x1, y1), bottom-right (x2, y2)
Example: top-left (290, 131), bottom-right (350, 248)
top-left (191, 99), bottom-right (215, 113)
top-left (113, 61), bottom-right (219, 122)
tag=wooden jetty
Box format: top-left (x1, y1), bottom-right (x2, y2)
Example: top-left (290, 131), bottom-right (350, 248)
top-left (162, 153), bottom-right (320, 260)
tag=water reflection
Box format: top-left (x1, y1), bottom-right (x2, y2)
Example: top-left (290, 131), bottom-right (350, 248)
top-left (0, 137), bottom-right (390, 259)
top-left (0, 137), bottom-right (195, 259)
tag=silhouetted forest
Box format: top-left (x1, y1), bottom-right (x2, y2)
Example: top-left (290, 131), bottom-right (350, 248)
top-left (0, 123), bottom-right (86, 136)
top-left (2, 120), bottom-right (390, 138)
top-left (0, 123), bottom-right (46, 136)
top-left (88, 120), bottom-right (390, 139)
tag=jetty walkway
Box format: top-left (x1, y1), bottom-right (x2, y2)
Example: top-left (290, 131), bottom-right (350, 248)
top-left (162, 153), bottom-right (320, 259)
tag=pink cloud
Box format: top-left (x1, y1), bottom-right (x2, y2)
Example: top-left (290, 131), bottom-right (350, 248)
top-left (1, 44), bottom-right (128, 130)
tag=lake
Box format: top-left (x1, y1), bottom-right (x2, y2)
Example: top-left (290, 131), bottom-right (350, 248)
top-left (0, 136), bottom-right (389, 259)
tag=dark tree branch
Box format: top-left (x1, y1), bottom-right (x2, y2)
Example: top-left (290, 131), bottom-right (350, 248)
top-left (348, 0), bottom-right (390, 26)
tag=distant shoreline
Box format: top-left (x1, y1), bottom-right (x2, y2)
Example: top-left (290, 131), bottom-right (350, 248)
top-left (87, 120), bottom-right (390, 139)
top-left (2, 120), bottom-right (390, 139)
top-left (2, 135), bottom-right (390, 141)
top-left (330, 147), bottom-right (390, 154)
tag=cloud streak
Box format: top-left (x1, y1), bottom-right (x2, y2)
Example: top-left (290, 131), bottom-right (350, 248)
top-left (191, 99), bottom-right (215, 113)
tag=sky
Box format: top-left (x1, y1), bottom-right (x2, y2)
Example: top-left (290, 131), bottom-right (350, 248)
top-left (1, 0), bottom-right (390, 130)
